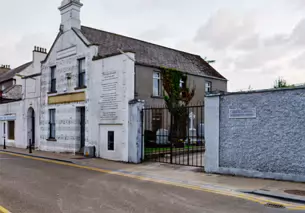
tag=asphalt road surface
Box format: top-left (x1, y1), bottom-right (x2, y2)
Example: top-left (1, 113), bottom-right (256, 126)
top-left (0, 152), bottom-right (302, 213)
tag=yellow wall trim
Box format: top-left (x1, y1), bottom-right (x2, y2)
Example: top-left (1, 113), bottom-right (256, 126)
top-left (48, 92), bottom-right (86, 105)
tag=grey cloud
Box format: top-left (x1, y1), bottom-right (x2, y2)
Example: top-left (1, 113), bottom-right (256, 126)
top-left (290, 51), bottom-right (305, 69)
top-left (138, 25), bottom-right (173, 41)
top-left (234, 47), bottom-right (286, 70)
top-left (263, 34), bottom-right (289, 47)
top-left (194, 9), bottom-right (255, 50)
top-left (290, 18), bottom-right (305, 46)
top-left (191, 9), bottom-right (305, 74)
top-left (0, 32), bottom-right (54, 68)
top-left (234, 34), bottom-right (260, 51)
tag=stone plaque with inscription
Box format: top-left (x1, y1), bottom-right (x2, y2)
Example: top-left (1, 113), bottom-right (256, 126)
top-left (100, 70), bottom-right (123, 122)
top-left (229, 108), bottom-right (257, 119)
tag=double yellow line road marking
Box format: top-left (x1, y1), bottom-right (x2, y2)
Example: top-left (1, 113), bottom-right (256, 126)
top-left (1, 151), bottom-right (305, 211)
top-left (0, 205), bottom-right (11, 213)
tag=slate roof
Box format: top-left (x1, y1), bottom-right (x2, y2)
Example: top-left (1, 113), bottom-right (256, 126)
top-left (80, 26), bottom-right (226, 80)
top-left (0, 62), bottom-right (32, 83)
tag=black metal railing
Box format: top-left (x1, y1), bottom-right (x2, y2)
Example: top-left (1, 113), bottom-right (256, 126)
top-left (142, 103), bottom-right (205, 167)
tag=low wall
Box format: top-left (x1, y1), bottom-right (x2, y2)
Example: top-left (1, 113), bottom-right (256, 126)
top-left (205, 87), bottom-right (305, 182)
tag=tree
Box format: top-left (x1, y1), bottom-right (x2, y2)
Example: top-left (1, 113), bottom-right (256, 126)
top-left (160, 67), bottom-right (195, 143)
top-left (274, 77), bottom-right (287, 88)
top-left (273, 77), bottom-right (294, 88)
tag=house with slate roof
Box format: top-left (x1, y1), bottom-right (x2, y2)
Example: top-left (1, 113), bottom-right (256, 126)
top-left (0, 47), bottom-right (47, 150)
top-left (37, 0), bottom-right (227, 161)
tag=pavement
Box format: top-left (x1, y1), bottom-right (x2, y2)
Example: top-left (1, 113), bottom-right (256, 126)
top-left (0, 147), bottom-right (305, 212)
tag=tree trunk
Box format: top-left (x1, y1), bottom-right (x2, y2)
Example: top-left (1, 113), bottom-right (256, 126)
top-left (170, 108), bottom-right (187, 145)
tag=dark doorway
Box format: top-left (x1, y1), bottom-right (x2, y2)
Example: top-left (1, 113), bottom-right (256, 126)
top-left (27, 107), bottom-right (35, 149)
top-left (79, 107), bottom-right (86, 152)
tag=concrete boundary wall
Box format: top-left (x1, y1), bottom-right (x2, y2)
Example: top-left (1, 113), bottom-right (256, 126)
top-left (205, 87), bottom-right (305, 182)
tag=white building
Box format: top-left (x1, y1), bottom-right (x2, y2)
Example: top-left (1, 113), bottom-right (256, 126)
top-left (0, 47), bottom-right (47, 149)
top-left (38, 0), bottom-right (141, 162)
top-left (1, 0), bottom-right (226, 163)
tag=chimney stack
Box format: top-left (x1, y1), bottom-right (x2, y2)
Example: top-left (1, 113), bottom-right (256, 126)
top-left (58, 0), bottom-right (83, 32)
top-left (33, 46), bottom-right (47, 71)
top-left (33, 46), bottom-right (47, 54)
top-left (0, 65), bottom-right (11, 75)
top-left (0, 65), bottom-right (10, 69)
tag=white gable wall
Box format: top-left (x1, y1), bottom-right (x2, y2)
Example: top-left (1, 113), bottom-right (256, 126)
top-left (39, 29), bottom-right (138, 161)
top-left (40, 29), bottom-right (98, 153)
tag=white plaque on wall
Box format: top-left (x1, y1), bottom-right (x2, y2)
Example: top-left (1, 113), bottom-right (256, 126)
top-left (229, 108), bottom-right (256, 119)
top-left (100, 70), bottom-right (123, 123)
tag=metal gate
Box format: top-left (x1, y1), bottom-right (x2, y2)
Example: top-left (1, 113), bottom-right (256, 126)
top-left (142, 104), bottom-right (205, 167)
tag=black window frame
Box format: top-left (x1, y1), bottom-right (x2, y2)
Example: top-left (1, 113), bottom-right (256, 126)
top-left (108, 131), bottom-right (114, 151)
top-left (50, 66), bottom-right (56, 93)
top-left (49, 109), bottom-right (56, 139)
top-left (78, 58), bottom-right (86, 87)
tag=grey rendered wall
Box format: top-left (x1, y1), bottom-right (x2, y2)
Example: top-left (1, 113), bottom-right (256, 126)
top-left (217, 88), bottom-right (305, 182)
top-left (135, 64), bottom-right (227, 106)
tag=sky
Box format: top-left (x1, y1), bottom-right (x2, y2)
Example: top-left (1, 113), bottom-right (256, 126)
top-left (1, 0), bottom-right (305, 91)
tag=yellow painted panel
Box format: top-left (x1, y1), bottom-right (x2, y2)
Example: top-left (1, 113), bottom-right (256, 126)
top-left (48, 92), bottom-right (86, 105)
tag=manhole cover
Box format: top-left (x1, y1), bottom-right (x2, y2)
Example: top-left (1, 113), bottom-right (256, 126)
top-left (265, 203), bottom-right (285, 209)
top-left (284, 190), bottom-right (305, 197)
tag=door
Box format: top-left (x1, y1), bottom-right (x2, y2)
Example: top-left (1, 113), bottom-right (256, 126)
top-left (0, 122), bottom-right (5, 146)
top-left (80, 107), bottom-right (86, 151)
top-left (32, 111), bottom-right (35, 148)
top-left (27, 108), bottom-right (35, 149)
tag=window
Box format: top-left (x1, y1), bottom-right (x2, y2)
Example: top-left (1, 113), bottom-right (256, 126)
top-left (108, 131), bottom-right (114, 151)
top-left (205, 81), bottom-right (212, 93)
top-left (49, 109), bottom-right (56, 139)
top-left (8, 121), bottom-right (15, 140)
top-left (78, 58), bottom-right (86, 87)
top-left (50, 66), bottom-right (56, 92)
top-left (153, 72), bottom-right (162, 96)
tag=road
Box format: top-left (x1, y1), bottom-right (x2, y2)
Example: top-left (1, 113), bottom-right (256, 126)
top-left (0, 152), bottom-right (301, 213)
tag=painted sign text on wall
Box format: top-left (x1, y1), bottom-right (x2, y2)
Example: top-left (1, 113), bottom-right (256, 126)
top-left (229, 108), bottom-right (257, 119)
top-left (0, 114), bottom-right (16, 121)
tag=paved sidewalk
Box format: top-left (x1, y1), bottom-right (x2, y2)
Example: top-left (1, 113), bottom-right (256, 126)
top-left (1, 147), bottom-right (305, 207)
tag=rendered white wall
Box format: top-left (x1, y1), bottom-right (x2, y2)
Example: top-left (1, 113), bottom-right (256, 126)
top-left (0, 47), bottom-right (45, 150)
top-left (40, 29), bottom-right (98, 153)
top-left (91, 53), bottom-right (135, 161)
top-left (0, 102), bottom-right (23, 148)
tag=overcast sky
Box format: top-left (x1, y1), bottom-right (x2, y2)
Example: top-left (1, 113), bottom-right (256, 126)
top-left (1, 0), bottom-right (305, 91)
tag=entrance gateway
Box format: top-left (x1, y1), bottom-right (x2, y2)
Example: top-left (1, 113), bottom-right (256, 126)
top-left (142, 104), bottom-right (205, 167)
